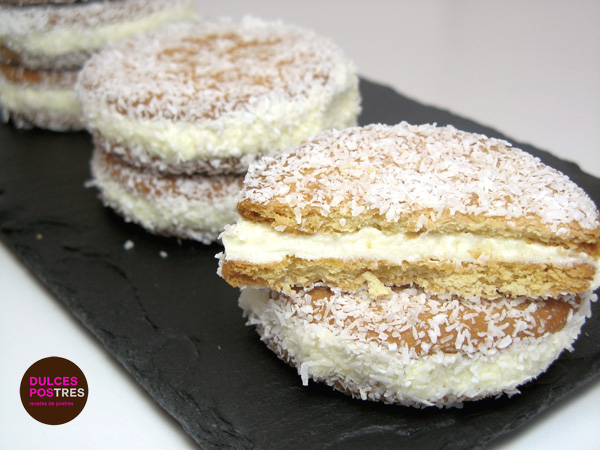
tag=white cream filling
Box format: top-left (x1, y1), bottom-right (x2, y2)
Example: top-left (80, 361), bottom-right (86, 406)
top-left (0, 3), bottom-right (195, 57)
top-left (83, 83), bottom-right (360, 163)
top-left (239, 287), bottom-right (592, 407)
top-left (90, 161), bottom-right (239, 244)
top-left (222, 220), bottom-right (600, 285)
top-left (0, 77), bottom-right (79, 113)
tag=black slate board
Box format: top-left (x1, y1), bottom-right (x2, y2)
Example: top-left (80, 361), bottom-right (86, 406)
top-left (1, 79), bottom-right (599, 450)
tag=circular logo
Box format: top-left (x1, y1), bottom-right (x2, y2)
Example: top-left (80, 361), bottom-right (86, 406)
top-left (20, 357), bottom-right (88, 425)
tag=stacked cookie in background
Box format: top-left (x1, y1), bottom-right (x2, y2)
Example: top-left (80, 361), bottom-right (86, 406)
top-left (76, 17), bottom-right (361, 244)
top-left (0, 0), bottom-right (195, 131)
top-left (218, 122), bottom-right (600, 407)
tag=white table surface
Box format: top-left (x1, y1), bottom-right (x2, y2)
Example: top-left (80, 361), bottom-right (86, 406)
top-left (1, 1), bottom-right (599, 449)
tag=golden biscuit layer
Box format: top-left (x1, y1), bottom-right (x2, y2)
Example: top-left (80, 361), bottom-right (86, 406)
top-left (222, 255), bottom-right (596, 300)
top-left (221, 123), bottom-right (600, 298)
top-left (238, 123), bottom-right (599, 248)
top-left (0, 63), bottom-right (76, 86)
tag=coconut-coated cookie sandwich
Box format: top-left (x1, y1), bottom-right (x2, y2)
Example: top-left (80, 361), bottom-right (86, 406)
top-left (0, 0), bottom-right (195, 130)
top-left (79, 17), bottom-right (361, 243)
top-left (219, 122), bottom-right (600, 299)
top-left (218, 121), bottom-right (599, 407)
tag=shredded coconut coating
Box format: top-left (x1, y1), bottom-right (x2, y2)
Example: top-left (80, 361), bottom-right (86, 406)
top-left (92, 132), bottom-right (275, 176)
top-left (0, 0), bottom-right (191, 34)
top-left (0, 64), bottom-right (77, 87)
top-left (0, 66), bottom-right (82, 130)
top-left (269, 284), bottom-right (583, 356)
top-left (0, 0), bottom-right (195, 69)
top-left (90, 148), bottom-right (243, 244)
top-left (75, 17), bottom-right (361, 172)
top-left (77, 17), bottom-right (359, 122)
top-left (240, 285), bottom-right (595, 407)
top-left (0, 103), bottom-right (83, 131)
top-left (239, 122), bottom-right (600, 248)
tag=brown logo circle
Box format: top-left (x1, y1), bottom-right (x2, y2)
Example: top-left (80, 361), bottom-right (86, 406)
top-left (20, 357), bottom-right (88, 425)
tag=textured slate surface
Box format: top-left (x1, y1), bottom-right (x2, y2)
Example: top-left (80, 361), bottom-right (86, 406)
top-left (1, 79), bottom-right (599, 450)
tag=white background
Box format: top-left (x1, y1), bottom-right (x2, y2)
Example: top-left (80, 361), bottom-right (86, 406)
top-left (1, 1), bottom-right (599, 449)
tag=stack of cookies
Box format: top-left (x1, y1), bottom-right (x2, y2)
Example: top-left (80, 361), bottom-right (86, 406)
top-left (218, 122), bottom-right (600, 407)
top-left (76, 17), bottom-right (361, 244)
top-left (0, 0), bottom-right (194, 131)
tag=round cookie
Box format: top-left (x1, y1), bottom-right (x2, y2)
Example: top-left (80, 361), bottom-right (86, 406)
top-left (0, 0), bottom-right (195, 130)
top-left (239, 284), bottom-right (595, 407)
top-left (219, 122), bottom-right (600, 299)
top-left (0, 64), bottom-right (81, 129)
top-left (78, 17), bottom-right (361, 242)
top-left (0, 0), bottom-right (195, 70)
top-left (75, 17), bottom-right (362, 175)
top-left (90, 148), bottom-right (243, 244)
